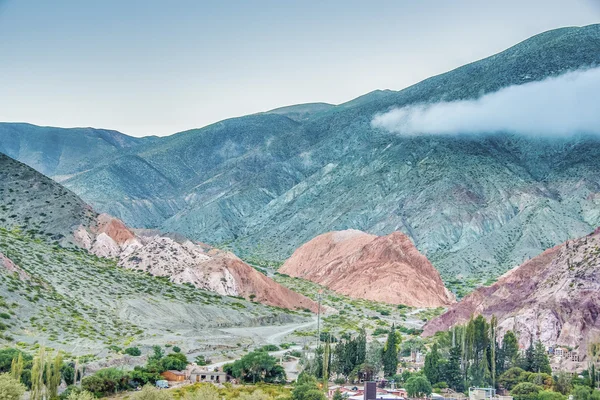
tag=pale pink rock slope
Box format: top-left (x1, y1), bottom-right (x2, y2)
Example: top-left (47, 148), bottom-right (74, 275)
top-left (280, 229), bottom-right (455, 307)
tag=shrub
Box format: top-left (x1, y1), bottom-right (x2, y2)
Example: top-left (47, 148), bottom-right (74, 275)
top-left (511, 382), bottom-right (542, 400)
top-left (125, 347), bottom-right (142, 356)
top-left (0, 373), bottom-right (26, 400)
top-left (405, 375), bottom-right (433, 398)
top-left (572, 385), bottom-right (593, 400)
top-left (172, 346), bottom-right (181, 353)
top-left (261, 344), bottom-right (279, 352)
top-left (538, 390), bottom-right (567, 400)
top-left (131, 384), bottom-right (172, 400)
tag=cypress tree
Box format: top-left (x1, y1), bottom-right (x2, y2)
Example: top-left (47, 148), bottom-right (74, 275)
top-left (532, 341), bottom-right (551, 374)
top-left (446, 345), bottom-right (464, 392)
top-left (524, 339), bottom-right (535, 372)
top-left (502, 331), bottom-right (520, 370)
top-left (383, 325), bottom-right (399, 377)
top-left (424, 343), bottom-right (440, 384)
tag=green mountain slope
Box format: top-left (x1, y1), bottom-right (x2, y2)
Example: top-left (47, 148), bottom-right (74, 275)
top-left (0, 154), bottom-right (305, 354)
top-left (2, 24), bottom-right (600, 281)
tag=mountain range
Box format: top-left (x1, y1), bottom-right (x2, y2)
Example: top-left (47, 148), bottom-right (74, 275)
top-left (2, 24), bottom-right (600, 284)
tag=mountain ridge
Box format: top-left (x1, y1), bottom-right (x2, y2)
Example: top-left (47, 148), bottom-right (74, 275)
top-left (2, 24), bottom-right (600, 281)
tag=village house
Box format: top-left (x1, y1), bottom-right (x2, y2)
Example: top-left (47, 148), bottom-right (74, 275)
top-left (160, 370), bottom-right (186, 382)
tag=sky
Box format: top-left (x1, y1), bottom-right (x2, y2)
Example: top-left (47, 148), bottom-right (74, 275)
top-left (0, 0), bottom-right (599, 137)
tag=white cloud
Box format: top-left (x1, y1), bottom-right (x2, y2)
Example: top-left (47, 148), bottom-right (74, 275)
top-left (371, 67), bottom-right (600, 137)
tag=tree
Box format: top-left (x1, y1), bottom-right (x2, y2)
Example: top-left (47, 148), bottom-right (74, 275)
top-left (555, 372), bottom-right (573, 395)
top-left (30, 346), bottom-right (46, 400)
top-left (443, 345), bottom-right (464, 392)
top-left (573, 385), bottom-right (593, 400)
top-left (9, 353), bottom-right (23, 382)
top-left (161, 353), bottom-right (188, 371)
top-left (499, 367), bottom-right (526, 391)
top-left (323, 341), bottom-right (330, 390)
top-left (531, 341), bottom-right (551, 374)
top-left (131, 384), bottom-right (173, 400)
top-left (511, 382), bottom-right (542, 400)
top-left (502, 331), bottom-right (520, 370)
top-left (538, 390), bottom-right (567, 400)
top-left (405, 375), bottom-right (433, 398)
top-left (356, 328), bottom-right (367, 366)
top-left (332, 389), bottom-right (344, 400)
top-left (0, 373), bottom-right (26, 400)
top-left (224, 351), bottom-right (286, 384)
top-left (424, 343), bottom-right (441, 384)
top-left (383, 325), bottom-right (400, 377)
top-left (47, 351), bottom-right (63, 399)
top-left (292, 373), bottom-right (326, 400)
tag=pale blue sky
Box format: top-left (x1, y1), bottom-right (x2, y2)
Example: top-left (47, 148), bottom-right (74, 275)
top-left (0, 0), bottom-right (599, 137)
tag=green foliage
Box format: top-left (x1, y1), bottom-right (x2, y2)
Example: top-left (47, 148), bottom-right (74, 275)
top-left (81, 367), bottom-right (129, 396)
top-left (405, 375), bottom-right (433, 398)
top-left (382, 325), bottom-right (400, 377)
top-left (66, 389), bottom-right (96, 400)
top-left (424, 343), bottom-right (440, 384)
top-left (291, 373), bottom-right (326, 400)
top-left (194, 355), bottom-right (210, 366)
top-left (131, 384), bottom-right (172, 400)
top-left (223, 351), bottom-right (286, 384)
top-left (572, 385), bottom-right (593, 400)
top-left (172, 346), bottom-right (181, 353)
top-left (0, 373), bottom-right (26, 400)
top-left (499, 367), bottom-right (526, 391)
top-left (538, 390), bottom-right (567, 400)
top-left (125, 347), bottom-right (142, 356)
top-left (511, 382), bottom-right (543, 400)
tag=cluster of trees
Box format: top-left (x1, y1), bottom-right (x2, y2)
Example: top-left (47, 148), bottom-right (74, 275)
top-left (420, 315), bottom-right (600, 400)
top-left (81, 345), bottom-right (188, 397)
top-left (223, 350), bottom-right (286, 384)
top-left (423, 315), bottom-right (551, 392)
top-left (305, 326), bottom-right (402, 383)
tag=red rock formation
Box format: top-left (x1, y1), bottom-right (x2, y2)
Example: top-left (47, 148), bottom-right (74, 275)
top-left (280, 230), bottom-right (455, 307)
top-left (75, 215), bottom-right (317, 312)
top-left (422, 228), bottom-right (600, 355)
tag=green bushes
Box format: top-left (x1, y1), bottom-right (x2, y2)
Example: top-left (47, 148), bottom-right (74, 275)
top-left (81, 368), bottom-right (128, 396)
top-left (405, 375), bottom-right (433, 398)
top-left (125, 347), bottom-right (142, 356)
top-left (223, 351), bottom-right (286, 384)
top-left (0, 373), bottom-right (26, 400)
top-left (511, 383), bottom-right (542, 400)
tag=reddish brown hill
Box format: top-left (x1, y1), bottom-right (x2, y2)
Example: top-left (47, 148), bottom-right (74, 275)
top-left (279, 230), bottom-right (455, 307)
top-left (423, 228), bottom-right (600, 355)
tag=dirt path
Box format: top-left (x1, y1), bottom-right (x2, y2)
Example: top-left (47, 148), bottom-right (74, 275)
top-left (206, 317), bottom-right (317, 369)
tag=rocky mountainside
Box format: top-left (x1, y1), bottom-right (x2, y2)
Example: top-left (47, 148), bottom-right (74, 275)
top-left (279, 230), bottom-right (455, 307)
top-left (2, 25), bottom-right (600, 280)
top-left (0, 153), bottom-right (316, 311)
top-left (422, 228), bottom-right (600, 356)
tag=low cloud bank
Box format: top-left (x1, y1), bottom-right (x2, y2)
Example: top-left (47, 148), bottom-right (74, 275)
top-left (371, 67), bottom-right (600, 137)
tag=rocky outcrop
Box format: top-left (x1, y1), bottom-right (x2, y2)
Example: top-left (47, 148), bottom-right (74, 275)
top-left (280, 230), bottom-right (455, 307)
top-left (74, 214), bottom-right (317, 311)
top-left (0, 252), bottom-right (30, 281)
top-left (423, 228), bottom-right (600, 355)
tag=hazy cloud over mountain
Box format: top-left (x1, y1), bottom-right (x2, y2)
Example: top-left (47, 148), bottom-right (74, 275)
top-left (372, 67), bottom-right (600, 137)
